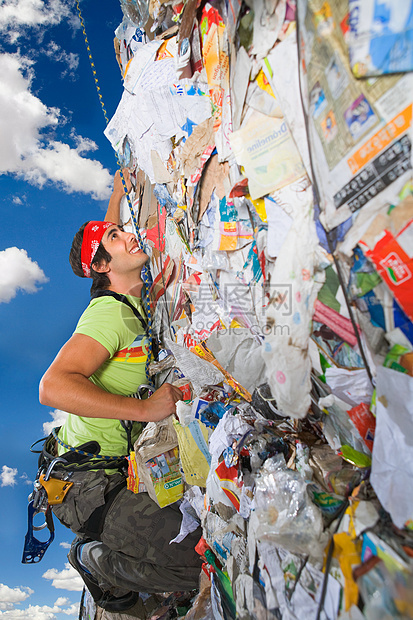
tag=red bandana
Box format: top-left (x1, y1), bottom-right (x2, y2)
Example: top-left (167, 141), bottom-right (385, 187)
top-left (81, 221), bottom-right (116, 278)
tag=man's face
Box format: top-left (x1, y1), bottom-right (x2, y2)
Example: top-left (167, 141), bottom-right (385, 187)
top-left (101, 225), bottom-right (148, 275)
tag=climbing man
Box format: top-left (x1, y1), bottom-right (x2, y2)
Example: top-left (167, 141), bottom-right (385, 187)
top-left (39, 170), bottom-right (202, 615)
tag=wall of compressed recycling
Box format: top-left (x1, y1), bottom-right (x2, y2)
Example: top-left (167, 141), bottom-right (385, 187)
top-left (104, 0), bottom-right (413, 617)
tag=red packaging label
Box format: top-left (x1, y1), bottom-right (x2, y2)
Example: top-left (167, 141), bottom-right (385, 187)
top-left (347, 402), bottom-right (376, 452)
top-left (178, 383), bottom-right (192, 401)
top-left (360, 223), bottom-right (413, 321)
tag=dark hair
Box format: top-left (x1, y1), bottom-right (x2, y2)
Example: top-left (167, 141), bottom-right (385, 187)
top-left (69, 221), bottom-right (112, 295)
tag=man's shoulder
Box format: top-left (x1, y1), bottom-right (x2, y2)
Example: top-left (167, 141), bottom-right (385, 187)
top-left (83, 294), bottom-right (120, 315)
top-left (77, 295), bottom-right (127, 327)
top-left (89, 291), bottom-right (143, 308)
top-left (79, 293), bottom-right (144, 331)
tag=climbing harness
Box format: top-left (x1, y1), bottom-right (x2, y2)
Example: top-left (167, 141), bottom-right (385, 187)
top-left (50, 429), bottom-right (128, 466)
top-left (22, 432), bottom-right (127, 564)
top-left (22, 373), bottom-right (154, 563)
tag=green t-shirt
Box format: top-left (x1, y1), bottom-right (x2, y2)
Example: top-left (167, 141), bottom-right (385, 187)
top-left (58, 295), bottom-right (149, 458)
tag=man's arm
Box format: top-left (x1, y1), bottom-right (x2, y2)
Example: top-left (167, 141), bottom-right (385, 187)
top-left (104, 169), bottom-right (132, 224)
top-left (39, 333), bottom-right (182, 423)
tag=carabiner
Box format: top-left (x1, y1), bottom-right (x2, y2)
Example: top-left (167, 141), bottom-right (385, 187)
top-left (137, 383), bottom-right (154, 399)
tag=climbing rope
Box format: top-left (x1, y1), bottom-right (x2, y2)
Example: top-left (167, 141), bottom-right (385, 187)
top-left (51, 428), bottom-right (127, 464)
top-left (75, 0), bottom-right (154, 381)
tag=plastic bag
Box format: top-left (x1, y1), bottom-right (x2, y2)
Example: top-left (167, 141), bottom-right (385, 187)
top-left (309, 443), bottom-right (362, 496)
top-left (119, 0), bottom-right (149, 29)
top-left (253, 454), bottom-right (326, 559)
top-left (133, 417), bottom-right (183, 507)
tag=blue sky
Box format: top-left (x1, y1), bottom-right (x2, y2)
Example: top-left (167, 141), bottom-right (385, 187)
top-left (0, 0), bottom-right (126, 616)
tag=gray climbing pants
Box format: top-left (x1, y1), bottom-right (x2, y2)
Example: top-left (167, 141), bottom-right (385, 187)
top-left (52, 470), bottom-right (202, 596)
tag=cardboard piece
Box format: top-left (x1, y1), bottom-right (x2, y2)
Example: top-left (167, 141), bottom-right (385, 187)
top-left (179, 116), bottom-right (215, 180)
top-left (194, 154), bottom-right (230, 223)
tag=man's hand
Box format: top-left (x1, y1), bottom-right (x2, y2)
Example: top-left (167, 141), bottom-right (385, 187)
top-left (105, 168), bottom-right (132, 223)
top-left (140, 383), bottom-right (183, 422)
top-left (113, 168), bottom-right (132, 197)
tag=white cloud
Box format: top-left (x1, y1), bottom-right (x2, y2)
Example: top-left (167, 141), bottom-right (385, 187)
top-left (0, 466), bottom-right (18, 487)
top-left (0, 52), bottom-right (113, 199)
top-left (43, 409), bottom-right (69, 436)
top-left (59, 542), bottom-right (71, 550)
top-left (71, 132), bottom-right (98, 155)
top-left (0, 606), bottom-right (56, 619)
top-left (0, 598), bottom-right (79, 619)
top-left (60, 604), bottom-right (79, 616)
top-left (0, 584), bottom-right (33, 610)
top-left (0, 53), bottom-right (57, 167)
top-left (0, 247), bottom-right (48, 303)
top-left (42, 563), bottom-right (84, 592)
top-left (44, 41), bottom-right (79, 78)
top-left (0, 0), bottom-right (72, 37)
top-left (0, 467), bottom-right (32, 487)
top-left (19, 473), bottom-right (33, 485)
top-left (25, 140), bottom-right (113, 200)
top-left (0, 583), bottom-right (79, 618)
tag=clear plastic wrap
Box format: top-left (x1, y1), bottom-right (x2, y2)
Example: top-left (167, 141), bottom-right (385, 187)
top-left (295, 440), bottom-right (313, 481)
top-left (119, 0), bottom-right (149, 28)
top-left (202, 245), bottom-right (231, 272)
top-left (253, 455), bottom-right (327, 559)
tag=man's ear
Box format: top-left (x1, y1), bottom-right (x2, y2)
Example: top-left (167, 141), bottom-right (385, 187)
top-left (92, 259), bottom-right (110, 274)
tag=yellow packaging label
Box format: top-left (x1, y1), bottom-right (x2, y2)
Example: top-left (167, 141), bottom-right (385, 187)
top-left (144, 447), bottom-right (184, 508)
top-left (174, 419), bottom-right (211, 486)
top-left (191, 341), bottom-right (252, 401)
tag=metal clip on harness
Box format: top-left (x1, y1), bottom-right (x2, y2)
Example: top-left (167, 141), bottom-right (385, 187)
top-left (22, 457), bottom-right (69, 564)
